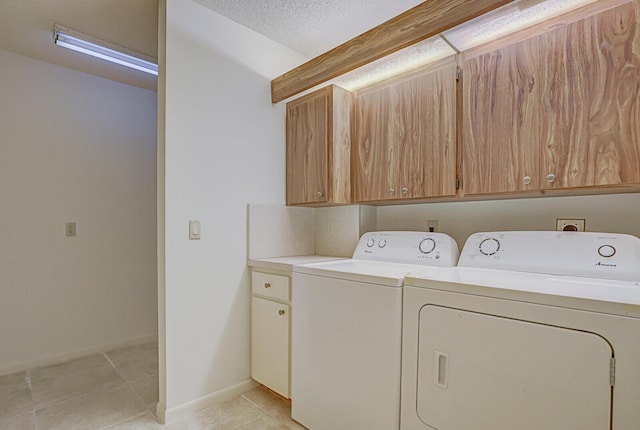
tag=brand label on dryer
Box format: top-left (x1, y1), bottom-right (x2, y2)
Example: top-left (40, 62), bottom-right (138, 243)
top-left (596, 262), bottom-right (617, 267)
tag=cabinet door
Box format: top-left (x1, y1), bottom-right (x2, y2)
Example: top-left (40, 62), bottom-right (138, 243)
top-left (251, 297), bottom-right (290, 398)
top-left (354, 60), bottom-right (458, 202)
top-left (398, 64), bottom-right (457, 199)
top-left (353, 86), bottom-right (399, 202)
top-left (462, 42), bottom-right (540, 195)
top-left (286, 88), bottom-right (329, 205)
top-left (538, 3), bottom-right (640, 189)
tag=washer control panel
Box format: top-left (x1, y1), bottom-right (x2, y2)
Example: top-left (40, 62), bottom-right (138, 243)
top-left (352, 231), bottom-right (459, 266)
top-left (459, 231), bottom-right (640, 282)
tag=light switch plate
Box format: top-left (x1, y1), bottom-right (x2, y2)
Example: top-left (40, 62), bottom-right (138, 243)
top-left (189, 220), bottom-right (201, 240)
top-left (65, 222), bottom-right (76, 237)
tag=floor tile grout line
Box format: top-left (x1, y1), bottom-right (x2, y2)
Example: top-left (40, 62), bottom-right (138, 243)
top-left (103, 352), bottom-right (160, 422)
top-left (102, 352), bottom-right (120, 375)
top-left (25, 370), bottom-right (40, 430)
top-left (241, 394), bottom-right (278, 418)
top-left (98, 411), bottom-right (149, 430)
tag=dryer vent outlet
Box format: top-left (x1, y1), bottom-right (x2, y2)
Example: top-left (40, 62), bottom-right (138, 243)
top-left (556, 219), bottom-right (585, 232)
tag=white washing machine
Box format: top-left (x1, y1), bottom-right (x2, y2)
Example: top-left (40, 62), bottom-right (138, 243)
top-left (401, 231), bottom-right (640, 430)
top-left (292, 231), bottom-right (459, 430)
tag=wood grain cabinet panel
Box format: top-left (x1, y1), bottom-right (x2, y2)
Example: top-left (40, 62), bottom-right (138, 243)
top-left (463, 43), bottom-right (540, 195)
top-left (353, 60), bottom-right (457, 202)
top-left (286, 85), bottom-right (353, 206)
top-left (538, 2), bottom-right (640, 189)
top-left (462, 2), bottom-right (640, 196)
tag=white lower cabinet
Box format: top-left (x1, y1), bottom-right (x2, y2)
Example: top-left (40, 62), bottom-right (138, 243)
top-left (251, 271), bottom-right (291, 398)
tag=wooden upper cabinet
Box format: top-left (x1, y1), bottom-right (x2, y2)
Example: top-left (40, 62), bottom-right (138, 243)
top-left (538, 2), bottom-right (640, 190)
top-left (353, 58), bottom-right (458, 203)
top-left (462, 43), bottom-right (540, 195)
top-left (286, 85), bottom-right (353, 206)
top-left (462, 2), bottom-right (640, 196)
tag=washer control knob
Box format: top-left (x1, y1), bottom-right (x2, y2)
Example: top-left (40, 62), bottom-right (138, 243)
top-left (378, 239), bottom-right (387, 248)
top-left (479, 238), bottom-right (501, 256)
top-left (598, 245), bottom-right (616, 258)
top-left (419, 238), bottom-right (436, 254)
top-left (366, 238), bottom-right (375, 247)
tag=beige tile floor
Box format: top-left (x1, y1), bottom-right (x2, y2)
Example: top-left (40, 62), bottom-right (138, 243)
top-left (0, 342), bottom-right (304, 429)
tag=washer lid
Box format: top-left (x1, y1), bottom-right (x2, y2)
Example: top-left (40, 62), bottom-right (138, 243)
top-left (294, 259), bottom-right (443, 287)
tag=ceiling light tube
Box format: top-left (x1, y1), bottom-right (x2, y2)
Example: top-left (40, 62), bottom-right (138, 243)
top-left (53, 24), bottom-right (158, 76)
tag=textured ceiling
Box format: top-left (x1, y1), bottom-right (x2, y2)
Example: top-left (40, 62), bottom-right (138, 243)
top-left (192, 0), bottom-right (425, 57)
top-left (0, 0), bottom-right (424, 91)
top-left (0, 0), bottom-right (158, 91)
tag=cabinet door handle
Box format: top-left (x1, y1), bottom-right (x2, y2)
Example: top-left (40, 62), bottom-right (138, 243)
top-left (316, 191), bottom-right (324, 198)
top-left (278, 309), bottom-right (285, 316)
top-left (401, 187), bottom-right (408, 194)
top-left (546, 173), bottom-right (556, 183)
top-left (264, 283), bottom-right (271, 288)
top-left (388, 188), bottom-right (395, 195)
top-left (522, 176), bottom-right (532, 185)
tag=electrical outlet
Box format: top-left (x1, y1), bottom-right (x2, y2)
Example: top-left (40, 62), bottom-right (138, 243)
top-left (65, 222), bottom-right (76, 237)
top-left (556, 219), bottom-right (585, 232)
top-left (427, 220), bottom-right (438, 233)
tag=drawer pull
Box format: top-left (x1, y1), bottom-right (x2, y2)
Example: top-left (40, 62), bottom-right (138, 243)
top-left (264, 283), bottom-right (271, 288)
top-left (278, 309), bottom-right (285, 316)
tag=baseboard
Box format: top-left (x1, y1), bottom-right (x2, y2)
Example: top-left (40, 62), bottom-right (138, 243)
top-left (0, 334), bottom-right (158, 376)
top-left (161, 379), bottom-right (259, 424)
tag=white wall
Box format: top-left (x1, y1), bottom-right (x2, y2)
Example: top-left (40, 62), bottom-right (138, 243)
top-left (377, 193), bottom-right (640, 250)
top-left (0, 49), bottom-right (158, 374)
top-left (160, 0), bottom-right (307, 417)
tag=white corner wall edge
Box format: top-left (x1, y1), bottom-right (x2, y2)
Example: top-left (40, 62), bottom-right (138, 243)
top-left (158, 379), bottom-right (259, 424)
top-left (0, 334), bottom-right (158, 377)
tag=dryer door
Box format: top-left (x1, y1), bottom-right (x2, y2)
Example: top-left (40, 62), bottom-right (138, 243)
top-left (416, 305), bottom-right (612, 430)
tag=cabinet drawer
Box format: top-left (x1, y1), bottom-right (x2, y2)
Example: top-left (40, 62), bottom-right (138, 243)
top-left (252, 272), bottom-right (290, 301)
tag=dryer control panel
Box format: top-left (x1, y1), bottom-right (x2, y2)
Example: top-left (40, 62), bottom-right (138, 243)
top-left (352, 231), bottom-right (459, 266)
top-left (459, 231), bottom-right (640, 282)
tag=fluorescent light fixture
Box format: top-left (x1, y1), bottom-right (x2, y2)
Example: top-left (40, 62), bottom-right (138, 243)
top-left (53, 24), bottom-right (158, 76)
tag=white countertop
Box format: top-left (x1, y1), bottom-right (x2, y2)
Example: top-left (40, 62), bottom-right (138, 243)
top-left (248, 255), bottom-right (346, 273)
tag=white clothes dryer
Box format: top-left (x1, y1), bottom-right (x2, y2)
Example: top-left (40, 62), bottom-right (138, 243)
top-left (292, 231), bottom-right (459, 430)
top-left (401, 231), bottom-right (640, 430)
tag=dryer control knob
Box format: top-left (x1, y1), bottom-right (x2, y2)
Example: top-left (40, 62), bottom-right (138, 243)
top-left (419, 238), bottom-right (436, 254)
top-left (479, 238), bottom-right (501, 256)
top-left (378, 239), bottom-right (387, 248)
top-left (598, 245), bottom-right (616, 258)
top-left (366, 238), bottom-right (375, 247)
